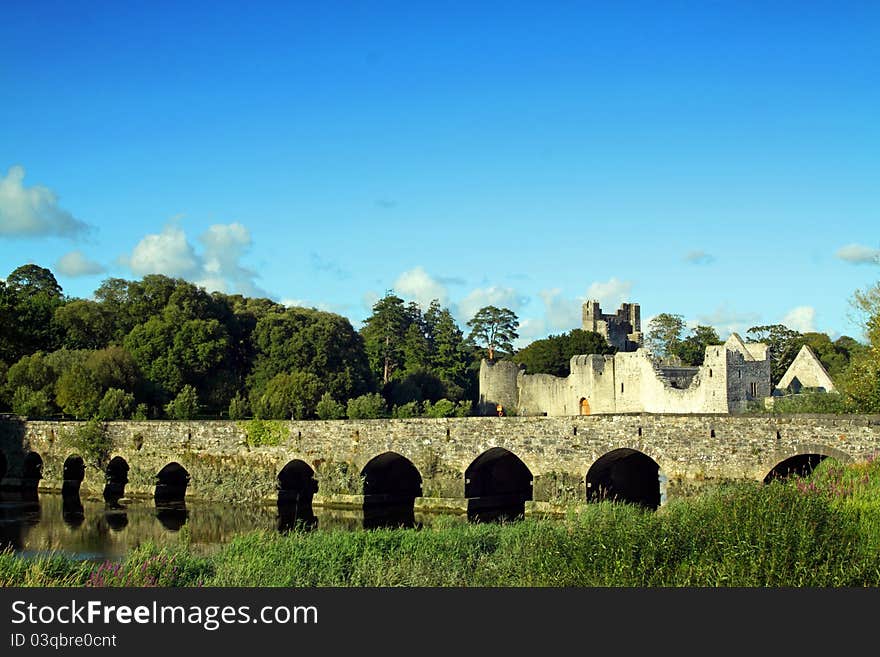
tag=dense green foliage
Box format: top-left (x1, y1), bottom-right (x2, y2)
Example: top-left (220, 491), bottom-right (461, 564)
top-left (0, 265), bottom-right (484, 421)
top-left (3, 458), bottom-right (879, 586)
top-left (645, 316), bottom-right (722, 366)
top-left (514, 329), bottom-right (615, 376)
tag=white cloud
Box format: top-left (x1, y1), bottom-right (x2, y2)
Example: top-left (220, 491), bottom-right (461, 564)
top-left (198, 223), bottom-right (266, 297)
top-left (683, 250), bottom-right (715, 265)
top-left (0, 165), bottom-right (91, 239)
top-left (125, 223), bottom-right (200, 278)
top-left (55, 250), bottom-right (105, 277)
top-left (122, 221), bottom-right (267, 296)
top-left (394, 266), bottom-right (450, 309)
top-left (538, 288), bottom-right (582, 333)
top-left (585, 277), bottom-right (633, 309)
top-left (696, 305), bottom-right (761, 339)
top-left (457, 285), bottom-right (528, 324)
top-left (516, 317), bottom-right (547, 345)
top-left (782, 306), bottom-right (816, 333)
top-left (835, 243), bottom-right (880, 265)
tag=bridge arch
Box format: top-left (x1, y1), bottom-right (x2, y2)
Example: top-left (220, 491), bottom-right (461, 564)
top-left (104, 456), bottom-right (129, 503)
top-left (586, 448), bottom-right (661, 510)
top-left (361, 452), bottom-right (422, 529)
top-left (465, 447), bottom-right (533, 521)
top-left (763, 445), bottom-right (853, 483)
top-left (278, 459), bottom-right (318, 498)
top-left (62, 454), bottom-right (86, 497)
top-left (155, 462), bottom-right (190, 503)
top-left (361, 452), bottom-right (422, 498)
top-left (22, 451), bottom-right (43, 485)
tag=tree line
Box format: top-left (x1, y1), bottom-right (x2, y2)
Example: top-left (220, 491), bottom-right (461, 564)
top-left (0, 264), bottom-right (528, 421)
top-left (2, 262), bottom-right (878, 418)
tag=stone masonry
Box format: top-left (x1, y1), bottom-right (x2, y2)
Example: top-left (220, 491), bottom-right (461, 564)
top-left (1, 414), bottom-right (877, 506)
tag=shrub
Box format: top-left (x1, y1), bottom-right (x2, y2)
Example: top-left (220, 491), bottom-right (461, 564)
top-left (316, 392), bottom-right (346, 420)
top-left (392, 401), bottom-right (421, 418)
top-left (65, 418), bottom-right (112, 469)
top-left (424, 398), bottom-right (456, 418)
top-left (96, 388), bottom-right (135, 420)
top-left (132, 403), bottom-right (149, 420)
top-left (165, 385), bottom-right (199, 420)
top-left (770, 392), bottom-right (851, 414)
top-left (227, 393), bottom-right (250, 420)
top-left (346, 393), bottom-right (388, 419)
top-left (250, 372), bottom-right (322, 420)
top-left (240, 419), bottom-right (288, 447)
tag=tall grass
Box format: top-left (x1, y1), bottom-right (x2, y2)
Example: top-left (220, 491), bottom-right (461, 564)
top-left (3, 459), bottom-right (880, 587)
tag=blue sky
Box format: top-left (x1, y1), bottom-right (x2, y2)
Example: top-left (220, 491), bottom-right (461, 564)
top-left (2, 1), bottom-right (878, 345)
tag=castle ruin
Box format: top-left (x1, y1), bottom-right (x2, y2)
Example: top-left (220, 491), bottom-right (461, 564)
top-left (480, 300), bottom-right (772, 416)
top-left (582, 300), bottom-right (642, 352)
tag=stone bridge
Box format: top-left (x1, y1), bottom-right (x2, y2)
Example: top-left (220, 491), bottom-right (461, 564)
top-left (1, 415), bottom-right (878, 517)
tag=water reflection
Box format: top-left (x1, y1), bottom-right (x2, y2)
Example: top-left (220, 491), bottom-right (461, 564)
top-left (276, 500), bottom-right (317, 533)
top-left (363, 498), bottom-right (419, 530)
top-left (156, 501), bottom-right (189, 532)
top-left (0, 490), bottom-right (41, 551)
top-left (61, 493), bottom-right (85, 529)
top-left (0, 491), bottom-right (462, 559)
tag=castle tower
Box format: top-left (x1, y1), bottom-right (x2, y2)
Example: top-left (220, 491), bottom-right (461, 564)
top-left (582, 300), bottom-right (642, 352)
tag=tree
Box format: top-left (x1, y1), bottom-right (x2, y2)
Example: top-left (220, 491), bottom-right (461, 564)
top-left (250, 371), bottom-right (323, 420)
top-left (11, 387), bottom-right (52, 418)
top-left (360, 293), bottom-right (409, 385)
top-left (514, 329), bottom-right (614, 376)
top-left (54, 300), bottom-right (113, 350)
top-left (55, 363), bottom-right (102, 419)
top-left (839, 282), bottom-right (880, 412)
top-left (675, 325), bottom-right (721, 366)
top-left (6, 264), bottom-right (63, 298)
top-left (4, 264), bottom-right (64, 358)
top-left (249, 307), bottom-right (372, 404)
top-left (746, 324), bottom-right (802, 385)
top-left (429, 306), bottom-right (472, 399)
top-left (645, 313), bottom-right (685, 360)
top-left (467, 306), bottom-right (519, 361)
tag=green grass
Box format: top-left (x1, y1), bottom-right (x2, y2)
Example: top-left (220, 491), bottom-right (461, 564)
top-left (3, 458), bottom-right (880, 587)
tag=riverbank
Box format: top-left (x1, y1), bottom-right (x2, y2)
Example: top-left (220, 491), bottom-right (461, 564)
top-left (2, 457), bottom-right (879, 587)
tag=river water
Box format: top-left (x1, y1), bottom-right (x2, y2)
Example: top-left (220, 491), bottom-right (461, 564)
top-left (0, 491), bottom-right (462, 561)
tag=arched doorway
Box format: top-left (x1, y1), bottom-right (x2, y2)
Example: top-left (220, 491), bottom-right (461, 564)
top-left (465, 447), bottom-right (533, 522)
top-left (580, 398), bottom-right (590, 416)
top-left (763, 454), bottom-right (828, 483)
top-left (361, 452), bottom-right (422, 529)
top-left (277, 459), bottom-right (318, 532)
top-left (586, 448), bottom-right (661, 510)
